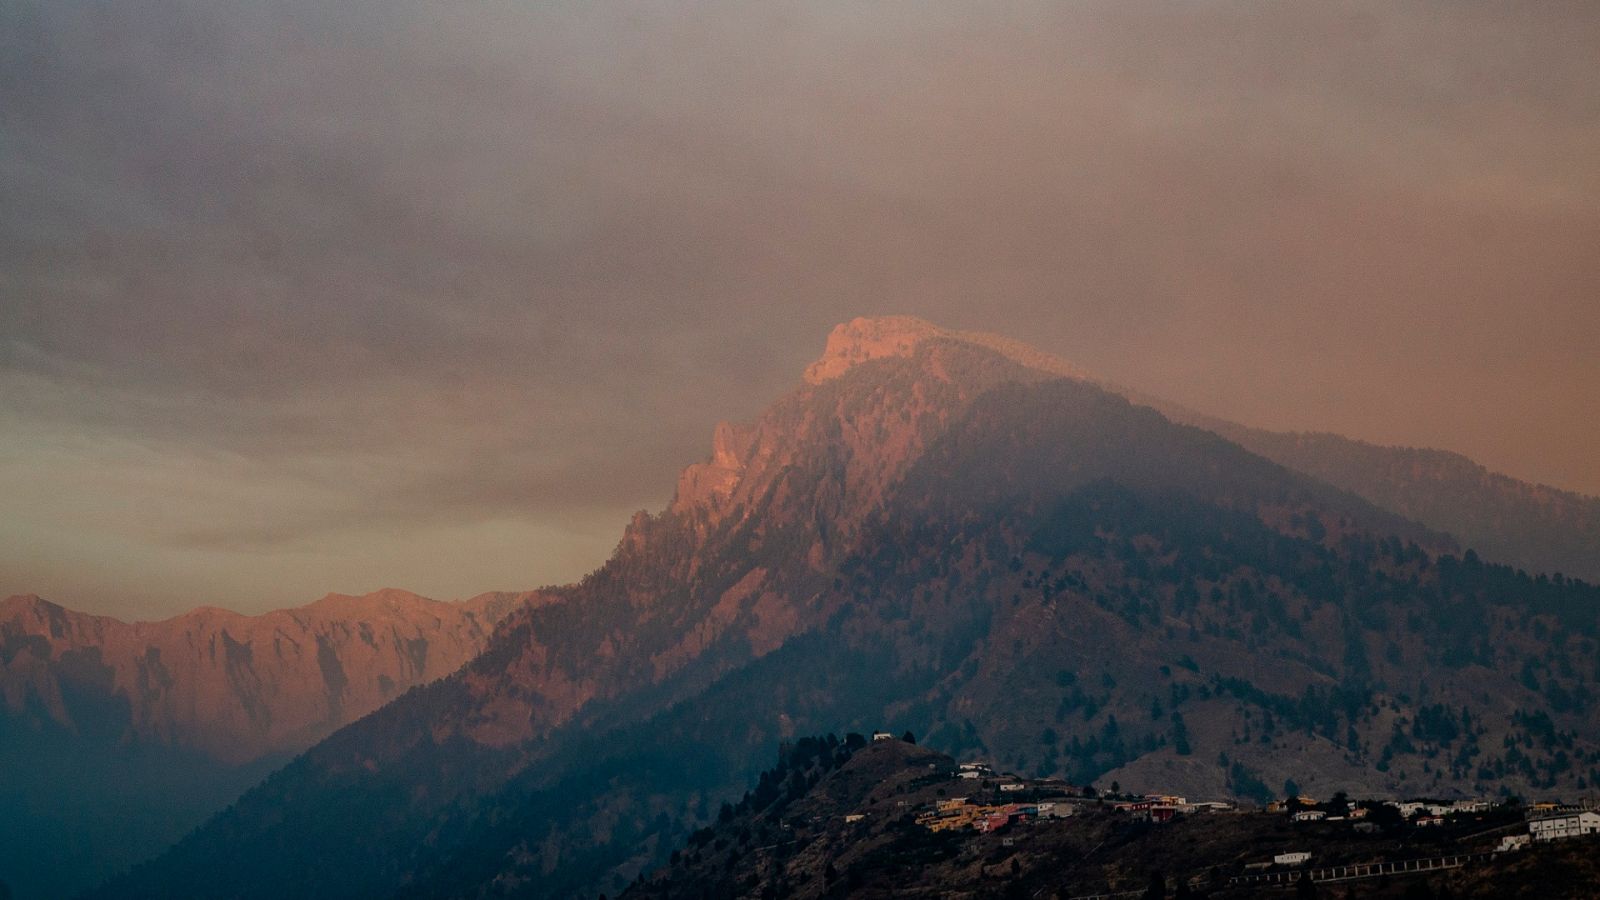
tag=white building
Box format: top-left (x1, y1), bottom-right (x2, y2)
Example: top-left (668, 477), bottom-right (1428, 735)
top-left (1145, 794), bottom-right (1187, 806)
top-left (1274, 852), bottom-right (1312, 866)
top-left (999, 782), bottom-right (1025, 792)
top-left (1292, 811), bottom-right (1326, 822)
top-left (872, 731), bottom-right (894, 741)
top-left (1496, 834), bottom-right (1530, 853)
top-left (1529, 811), bottom-right (1600, 842)
top-left (1035, 802), bottom-right (1075, 819)
top-left (1396, 801), bottom-right (1451, 817)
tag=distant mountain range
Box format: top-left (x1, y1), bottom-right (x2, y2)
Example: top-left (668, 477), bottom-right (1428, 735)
top-left (1, 588), bottom-right (535, 763)
top-left (71, 316), bottom-right (1600, 900)
top-left (0, 587), bottom-right (534, 898)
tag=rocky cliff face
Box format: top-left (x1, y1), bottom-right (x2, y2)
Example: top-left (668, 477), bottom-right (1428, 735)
top-left (0, 587), bottom-right (536, 764)
top-left (802, 315), bottom-right (1092, 386)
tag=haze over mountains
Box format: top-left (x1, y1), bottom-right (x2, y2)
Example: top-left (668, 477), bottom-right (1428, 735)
top-left (0, 587), bottom-right (534, 898)
top-left (35, 316), bottom-right (1593, 900)
top-left (1205, 426), bottom-right (1600, 586)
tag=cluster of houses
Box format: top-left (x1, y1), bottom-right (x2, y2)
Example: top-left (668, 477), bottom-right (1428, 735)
top-left (1264, 798), bottom-right (1600, 866)
top-left (1105, 795), bottom-right (1235, 824)
top-left (913, 795), bottom-right (1077, 833)
top-left (886, 750), bottom-right (1600, 855)
top-left (1272, 793), bottom-right (1600, 848)
top-left (1394, 798), bottom-right (1493, 828)
top-left (910, 763), bottom-right (1237, 834)
top-left (913, 763), bottom-right (1094, 833)
top-left (1269, 795), bottom-right (1497, 829)
top-left (1256, 801), bottom-right (1599, 872)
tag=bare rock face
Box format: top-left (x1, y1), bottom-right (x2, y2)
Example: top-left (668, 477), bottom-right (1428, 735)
top-left (803, 315), bottom-right (1091, 385)
top-left (801, 315), bottom-right (950, 384)
top-left (0, 588), bottom-right (538, 764)
top-left (671, 420), bottom-right (758, 516)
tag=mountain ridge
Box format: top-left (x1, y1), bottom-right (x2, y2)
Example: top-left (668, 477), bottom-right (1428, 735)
top-left (811, 315), bottom-right (1600, 582)
top-left (1184, 421), bottom-right (1600, 583)
top-left (0, 586), bottom-right (540, 764)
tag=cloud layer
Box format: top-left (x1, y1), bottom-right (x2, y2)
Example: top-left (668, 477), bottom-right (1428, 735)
top-left (3, 0), bottom-right (1597, 617)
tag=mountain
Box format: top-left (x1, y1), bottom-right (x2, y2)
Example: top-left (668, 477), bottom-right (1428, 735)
top-left (823, 318), bottom-right (1600, 583)
top-left (0, 587), bottom-right (535, 899)
top-left (89, 318), bottom-right (1600, 899)
top-left (0, 587), bottom-right (535, 763)
top-left (1175, 421), bottom-right (1600, 584)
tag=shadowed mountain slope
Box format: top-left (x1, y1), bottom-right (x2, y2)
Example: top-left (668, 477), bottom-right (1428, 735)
top-left (1188, 422), bottom-right (1600, 584)
top-left (817, 317), bottom-right (1600, 582)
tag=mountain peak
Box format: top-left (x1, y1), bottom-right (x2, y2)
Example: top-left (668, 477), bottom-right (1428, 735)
top-left (1, 593), bottom-right (57, 617)
top-left (310, 587), bottom-right (434, 611)
top-left (801, 316), bottom-right (947, 384)
top-left (802, 315), bottom-right (1092, 385)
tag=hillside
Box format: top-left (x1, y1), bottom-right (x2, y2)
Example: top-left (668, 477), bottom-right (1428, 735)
top-left (86, 319), bottom-right (1600, 899)
top-left (0, 587), bottom-right (535, 899)
top-left (1129, 404), bottom-right (1600, 585)
top-left (628, 736), bottom-right (1599, 899)
top-left (1204, 426), bottom-right (1600, 585)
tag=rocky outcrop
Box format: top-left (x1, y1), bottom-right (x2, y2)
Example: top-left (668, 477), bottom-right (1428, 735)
top-left (802, 315), bottom-right (1090, 385)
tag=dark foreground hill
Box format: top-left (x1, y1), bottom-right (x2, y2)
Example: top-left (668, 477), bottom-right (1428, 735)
top-left (88, 318), bottom-right (1600, 899)
top-left (627, 737), bottom-right (1600, 899)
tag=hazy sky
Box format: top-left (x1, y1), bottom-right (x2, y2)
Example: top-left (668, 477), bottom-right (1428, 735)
top-left (3, 0), bottom-right (1597, 619)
